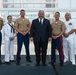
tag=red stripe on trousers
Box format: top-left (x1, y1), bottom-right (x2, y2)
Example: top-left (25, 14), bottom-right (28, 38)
top-left (59, 36), bottom-right (64, 62)
top-left (56, 36), bottom-right (64, 62)
top-left (16, 33), bottom-right (18, 57)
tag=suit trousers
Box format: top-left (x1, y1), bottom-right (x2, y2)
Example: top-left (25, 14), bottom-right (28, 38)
top-left (34, 39), bottom-right (48, 64)
top-left (0, 32), bottom-right (2, 61)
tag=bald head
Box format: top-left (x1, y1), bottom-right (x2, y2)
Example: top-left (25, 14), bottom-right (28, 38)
top-left (65, 12), bottom-right (71, 21)
top-left (38, 10), bottom-right (45, 19)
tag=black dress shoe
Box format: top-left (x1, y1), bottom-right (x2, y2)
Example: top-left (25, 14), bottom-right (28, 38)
top-left (5, 62), bottom-right (11, 65)
top-left (35, 63), bottom-right (40, 66)
top-left (16, 62), bottom-right (20, 65)
top-left (49, 62), bottom-right (51, 64)
top-left (42, 63), bottom-right (47, 66)
top-left (26, 59), bottom-right (32, 62)
top-left (60, 63), bottom-right (63, 67)
top-left (0, 61), bottom-right (2, 65)
top-left (10, 60), bottom-right (15, 62)
top-left (51, 62), bottom-right (56, 67)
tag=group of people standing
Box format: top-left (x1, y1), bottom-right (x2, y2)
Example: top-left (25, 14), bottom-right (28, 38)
top-left (0, 9), bottom-right (76, 67)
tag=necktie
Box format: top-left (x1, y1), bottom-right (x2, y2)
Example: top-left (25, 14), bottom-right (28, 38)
top-left (40, 19), bottom-right (42, 25)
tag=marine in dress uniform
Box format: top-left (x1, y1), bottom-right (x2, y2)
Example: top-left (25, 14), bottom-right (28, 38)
top-left (51, 12), bottom-right (66, 67)
top-left (4, 15), bottom-right (16, 64)
top-left (63, 12), bottom-right (76, 65)
top-left (0, 17), bottom-right (3, 64)
top-left (14, 10), bottom-right (32, 65)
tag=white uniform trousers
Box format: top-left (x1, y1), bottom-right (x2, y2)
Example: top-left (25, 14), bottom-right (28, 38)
top-left (63, 38), bottom-right (75, 64)
top-left (5, 40), bottom-right (14, 62)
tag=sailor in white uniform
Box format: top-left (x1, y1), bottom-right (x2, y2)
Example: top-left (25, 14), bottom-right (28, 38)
top-left (4, 15), bottom-right (16, 64)
top-left (63, 12), bottom-right (76, 65)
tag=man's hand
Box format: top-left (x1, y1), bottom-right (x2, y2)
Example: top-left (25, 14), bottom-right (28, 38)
top-left (10, 37), bottom-right (14, 41)
top-left (23, 32), bottom-right (27, 36)
top-left (63, 33), bottom-right (69, 38)
top-left (30, 37), bottom-right (33, 41)
top-left (20, 32), bottom-right (25, 36)
top-left (48, 38), bottom-right (51, 41)
top-left (52, 36), bottom-right (59, 39)
top-left (20, 32), bottom-right (27, 36)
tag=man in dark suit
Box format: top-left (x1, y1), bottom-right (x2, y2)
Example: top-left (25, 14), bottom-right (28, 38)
top-left (30, 10), bottom-right (52, 66)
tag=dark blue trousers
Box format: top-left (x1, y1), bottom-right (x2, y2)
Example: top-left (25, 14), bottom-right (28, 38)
top-left (0, 32), bottom-right (2, 61)
top-left (16, 33), bottom-right (31, 62)
top-left (51, 36), bottom-right (64, 63)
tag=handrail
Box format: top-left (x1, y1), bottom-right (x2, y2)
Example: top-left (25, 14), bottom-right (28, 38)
top-left (2, 2), bottom-right (56, 4)
top-left (0, 8), bottom-right (76, 12)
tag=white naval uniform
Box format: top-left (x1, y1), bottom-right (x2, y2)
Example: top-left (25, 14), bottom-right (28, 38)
top-left (63, 20), bottom-right (76, 65)
top-left (4, 22), bottom-right (16, 62)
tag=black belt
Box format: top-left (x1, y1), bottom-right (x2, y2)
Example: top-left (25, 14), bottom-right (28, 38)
top-left (53, 34), bottom-right (59, 36)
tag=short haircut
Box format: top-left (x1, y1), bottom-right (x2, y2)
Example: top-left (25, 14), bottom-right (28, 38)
top-left (55, 12), bottom-right (60, 15)
top-left (65, 12), bottom-right (71, 16)
top-left (20, 9), bottom-right (25, 12)
top-left (7, 15), bottom-right (12, 19)
top-left (39, 10), bottom-right (44, 12)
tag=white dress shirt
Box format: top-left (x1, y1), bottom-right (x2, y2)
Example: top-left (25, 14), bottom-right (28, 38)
top-left (38, 18), bottom-right (44, 25)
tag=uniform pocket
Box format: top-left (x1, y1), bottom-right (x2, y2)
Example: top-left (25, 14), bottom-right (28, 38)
top-left (18, 21), bottom-right (23, 25)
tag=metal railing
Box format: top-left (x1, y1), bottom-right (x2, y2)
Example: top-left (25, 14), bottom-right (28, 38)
top-left (1, 1), bottom-right (58, 8)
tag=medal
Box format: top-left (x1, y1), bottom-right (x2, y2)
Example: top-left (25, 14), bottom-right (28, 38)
top-left (55, 22), bottom-right (57, 24)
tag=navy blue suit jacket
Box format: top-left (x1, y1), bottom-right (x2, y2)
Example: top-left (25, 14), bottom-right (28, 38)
top-left (30, 18), bottom-right (52, 42)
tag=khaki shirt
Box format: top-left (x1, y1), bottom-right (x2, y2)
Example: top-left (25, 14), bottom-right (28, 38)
top-left (51, 20), bottom-right (66, 36)
top-left (0, 17), bottom-right (3, 30)
top-left (14, 17), bottom-right (30, 32)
